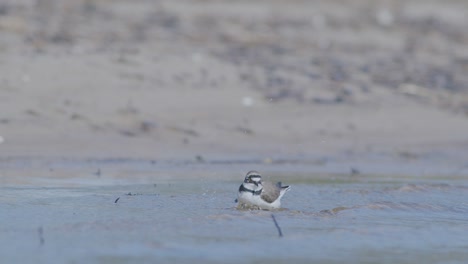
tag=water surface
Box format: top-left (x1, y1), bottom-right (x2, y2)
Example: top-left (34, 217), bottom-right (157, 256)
top-left (1, 170), bottom-right (467, 264)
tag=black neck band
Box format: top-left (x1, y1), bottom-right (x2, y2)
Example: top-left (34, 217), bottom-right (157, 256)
top-left (239, 184), bottom-right (262, 195)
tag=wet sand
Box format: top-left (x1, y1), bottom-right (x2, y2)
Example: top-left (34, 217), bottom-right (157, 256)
top-left (1, 0), bottom-right (468, 263)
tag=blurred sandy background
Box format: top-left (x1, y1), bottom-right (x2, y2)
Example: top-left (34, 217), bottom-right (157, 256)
top-left (1, 0), bottom-right (468, 174)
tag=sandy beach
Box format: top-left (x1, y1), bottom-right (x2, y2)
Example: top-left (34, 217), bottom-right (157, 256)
top-left (1, 0), bottom-right (468, 164)
top-left (1, 0), bottom-right (468, 263)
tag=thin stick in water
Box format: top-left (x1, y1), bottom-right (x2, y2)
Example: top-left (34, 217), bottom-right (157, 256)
top-left (38, 226), bottom-right (45, 246)
top-left (271, 214), bottom-right (283, 237)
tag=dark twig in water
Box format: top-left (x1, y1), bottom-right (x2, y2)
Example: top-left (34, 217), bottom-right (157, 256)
top-left (38, 226), bottom-right (45, 246)
top-left (271, 214), bottom-right (283, 237)
top-left (114, 197), bottom-right (120, 203)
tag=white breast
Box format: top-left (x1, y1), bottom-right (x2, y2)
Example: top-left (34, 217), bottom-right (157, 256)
top-left (237, 190), bottom-right (281, 210)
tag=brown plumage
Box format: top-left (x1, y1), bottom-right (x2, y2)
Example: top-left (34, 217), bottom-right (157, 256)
top-left (260, 181), bottom-right (283, 203)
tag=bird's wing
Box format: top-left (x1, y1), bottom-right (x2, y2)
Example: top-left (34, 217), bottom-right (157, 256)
top-left (261, 181), bottom-right (281, 203)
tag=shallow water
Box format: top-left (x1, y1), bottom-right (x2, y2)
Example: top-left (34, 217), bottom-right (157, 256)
top-left (1, 169), bottom-right (468, 264)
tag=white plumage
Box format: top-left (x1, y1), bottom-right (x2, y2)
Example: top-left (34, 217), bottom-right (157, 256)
top-left (237, 171), bottom-right (290, 210)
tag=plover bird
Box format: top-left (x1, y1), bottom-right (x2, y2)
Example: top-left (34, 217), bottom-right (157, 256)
top-left (236, 170), bottom-right (290, 210)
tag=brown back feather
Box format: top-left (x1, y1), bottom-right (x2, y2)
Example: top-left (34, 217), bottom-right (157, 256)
top-left (260, 181), bottom-right (281, 203)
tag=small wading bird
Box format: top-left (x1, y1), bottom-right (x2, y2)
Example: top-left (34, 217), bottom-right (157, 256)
top-left (236, 170), bottom-right (290, 210)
